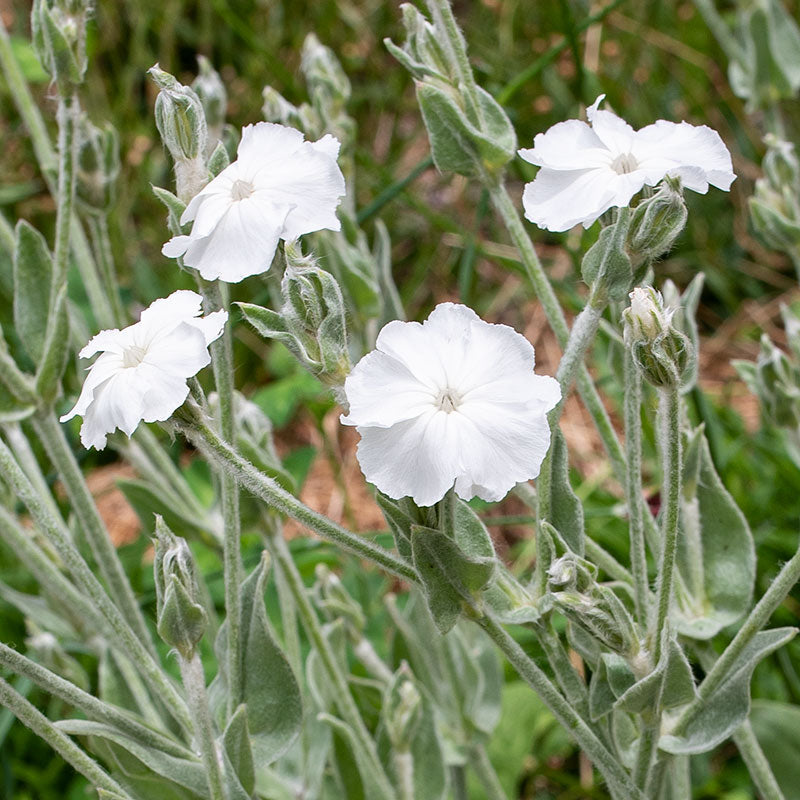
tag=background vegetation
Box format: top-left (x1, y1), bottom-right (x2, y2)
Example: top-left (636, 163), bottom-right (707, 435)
top-left (1, 0), bottom-right (799, 796)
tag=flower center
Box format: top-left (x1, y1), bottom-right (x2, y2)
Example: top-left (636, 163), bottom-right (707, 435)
top-left (231, 179), bottom-right (255, 201)
top-left (435, 388), bottom-right (461, 413)
top-left (122, 345), bottom-right (147, 368)
top-left (611, 152), bottom-right (638, 174)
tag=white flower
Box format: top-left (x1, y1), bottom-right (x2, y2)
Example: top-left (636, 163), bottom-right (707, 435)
top-left (519, 95), bottom-right (736, 232)
top-left (60, 290), bottom-right (227, 450)
top-left (341, 303), bottom-right (561, 507)
top-left (162, 122), bottom-right (346, 283)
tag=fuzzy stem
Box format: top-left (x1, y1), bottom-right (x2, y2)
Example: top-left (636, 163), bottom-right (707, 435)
top-left (471, 743), bottom-right (509, 800)
top-left (0, 676), bottom-right (132, 798)
top-left (33, 410), bottom-right (154, 652)
top-left (87, 214), bottom-right (126, 326)
top-left (180, 415), bottom-right (418, 583)
top-left (623, 348), bottom-right (650, 625)
top-left (734, 721), bottom-right (784, 800)
top-left (268, 530), bottom-right (397, 800)
top-left (538, 624), bottom-right (591, 722)
top-left (198, 279), bottom-right (243, 715)
top-left (394, 750), bottom-right (415, 800)
top-left (451, 764), bottom-right (469, 800)
top-left (179, 654), bottom-right (226, 800)
top-left (674, 543), bottom-right (800, 738)
top-left (478, 615), bottom-right (643, 800)
top-left (0, 436), bottom-right (192, 733)
top-left (0, 643), bottom-right (188, 756)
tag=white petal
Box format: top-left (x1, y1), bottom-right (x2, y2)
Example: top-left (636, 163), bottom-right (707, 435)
top-left (518, 119), bottom-right (610, 170)
top-left (631, 120), bottom-right (736, 192)
top-left (586, 96), bottom-right (636, 154)
top-left (138, 368), bottom-right (192, 422)
top-left (78, 369), bottom-right (148, 450)
top-left (188, 191), bottom-right (236, 238)
top-left (237, 122), bottom-right (305, 168)
top-left (60, 352), bottom-right (124, 421)
top-left (453, 401), bottom-right (553, 502)
top-left (253, 140), bottom-right (345, 240)
top-left (79, 328), bottom-right (128, 359)
top-left (138, 290), bottom-right (204, 344)
top-left (355, 410), bottom-right (461, 507)
top-left (181, 197), bottom-right (286, 283)
top-left (162, 235), bottom-right (191, 259)
top-left (341, 350), bottom-right (434, 428)
top-left (373, 319), bottom-right (446, 391)
top-left (310, 134), bottom-right (342, 161)
top-left (522, 167), bottom-right (623, 231)
top-left (180, 163), bottom-right (239, 225)
top-left (186, 309), bottom-right (228, 346)
top-left (142, 323), bottom-right (211, 378)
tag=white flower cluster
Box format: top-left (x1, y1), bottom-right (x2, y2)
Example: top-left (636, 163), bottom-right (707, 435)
top-left (519, 95), bottom-right (735, 232)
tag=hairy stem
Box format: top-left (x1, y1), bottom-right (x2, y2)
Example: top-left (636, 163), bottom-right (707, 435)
top-left (471, 743), bottom-right (509, 800)
top-left (33, 410), bottom-right (154, 652)
top-left (268, 530), bottom-right (397, 800)
top-left (179, 655), bottom-right (226, 800)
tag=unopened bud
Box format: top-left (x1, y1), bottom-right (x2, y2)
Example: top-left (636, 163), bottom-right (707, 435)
top-left (384, 670), bottom-right (422, 751)
top-left (624, 287), bottom-right (690, 388)
top-left (627, 179), bottom-right (688, 267)
top-left (75, 117), bottom-right (119, 213)
top-left (153, 517), bottom-right (207, 658)
top-left (313, 564), bottom-right (365, 634)
top-left (192, 56), bottom-right (226, 151)
top-left (302, 34), bottom-right (351, 107)
top-left (762, 135), bottom-right (800, 190)
top-left (31, 0), bottom-right (88, 90)
top-left (261, 86), bottom-right (304, 128)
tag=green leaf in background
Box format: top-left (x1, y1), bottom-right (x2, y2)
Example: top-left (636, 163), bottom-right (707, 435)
top-left (222, 705), bottom-right (255, 796)
top-left (750, 700), bottom-right (800, 799)
top-left (13, 220), bottom-right (53, 363)
top-left (659, 627), bottom-right (797, 755)
top-left (675, 432), bottom-right (756, 640)
top-left (251, 371), bottom-right (323, 428)
top-left (10, 36), bottom-right (49, 82)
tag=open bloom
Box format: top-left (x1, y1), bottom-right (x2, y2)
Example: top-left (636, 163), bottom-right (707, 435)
top-left (162, 122), bottom-right (346, 282)
top-left (61, 290), bottom-right (227, 449)
top-left (341, 303), bottom-right (561, 507)
top-left (519, 95), bottom-right (736, 232)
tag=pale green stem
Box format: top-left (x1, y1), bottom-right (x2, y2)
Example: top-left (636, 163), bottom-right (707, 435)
top-left (667, 756), bottom-right (691, 800)
top-left (0, 677), bottom-right (132, 798)
top-left (198, 279), bottom-right (242, 714)
top-left (268, 530), bottom-right (397, 800)
top-left (0, 643), bottom-right (189, 757)
top-left (651, 385), bottom-right (682, 666)
top-left (471, 743), bottom-right (509, 800)
top-left (394, 750), bottom-right (415, 800)
top-left (451, 764), bottom-right (469, 800)
top-left (3, 422), bottom-right (63, 523)
top-left (179, 654), bottom-right (226, 800)
top-left (0, 436), bottom-right (192, 733)
top-left (623, 349), bottom-right (650, 626)
top-left (87, 214), bottom-right (126, 326)
top-left (674, 543), bottom-right (800, 738)
top-left (478, 615), bottom-right (643, 800)
top-left (33, 410), bottom-right (154, 652)
top-left (538, 624), bottom-right (591, 722)
top-left (635, 384), bottom-right (682, 792)
top-left (179, 415), bottom-right (418, 583)
top-left (693, 0), bottom-right (743, 64)
top-left (584, 538), bottom-right (635, 587)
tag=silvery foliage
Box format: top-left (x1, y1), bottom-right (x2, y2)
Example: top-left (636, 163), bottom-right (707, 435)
top-left (0, 2), bottom-right (797, 800)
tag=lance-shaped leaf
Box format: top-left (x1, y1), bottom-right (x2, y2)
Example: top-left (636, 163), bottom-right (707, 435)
top-left (55, 719), bottom-right (207, 797)
top-left (222, 704), bottom-right (255, 796)
top-left (237, 553), bottom-right (302, 764)
top-left (675, 432), bottom-right (756, 639)
top-left (416, 82), bottom-right (516, 177)
top-left (544, 430), bottom-right (584, 556)
top-left (13, 220), bottom-right (52, 363)
top-left (34, 283), bottom-right (70, 405)
top-left (376, 493), bottom-right (413, 560)
top-left (589, 653), bottom-right (636, 721)
top-left (410, 517), bottom-right (495, 634)
top-left (580, 212), bottom-right (632, 300)
top-left (659, 627), bottom-right (796, 755)
top-left (614, 638), bottom-right (695, 715)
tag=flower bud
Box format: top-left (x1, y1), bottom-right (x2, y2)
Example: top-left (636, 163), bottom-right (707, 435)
top-left (384, 670), bottom-right (422, 752)
top-left (627, 179), bottom-right (688, 268)
top-left (312, 564), bottom-right (366, 635)
top-left (623, 287), bottom-right (690, 388)
top-left (75, 117), bottom-right (119, 214)
top-left (149, 65), bottom-right (208, 201)
top-left (192, 56), bottom-right (227, 151)
top-left (153, 517), bottom-right (207, 659)
top-left (762, 135), bottom-right (800, 190)
top-left (31, 0), bottom-right (88, 91)
top-left (282, 247), bottom-right (351, 387)
top-left (302, 33), bottom-right (351, 108)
